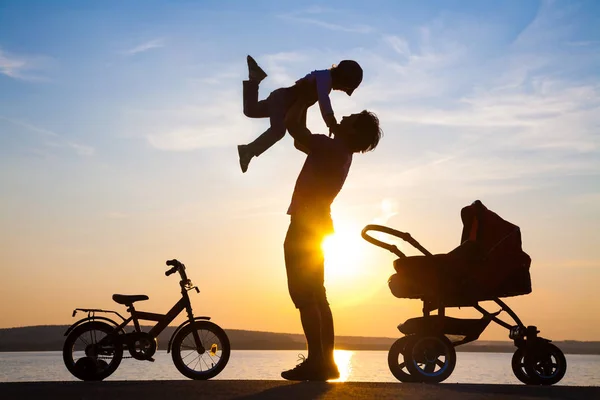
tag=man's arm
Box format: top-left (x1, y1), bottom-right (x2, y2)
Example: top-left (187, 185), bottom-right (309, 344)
top-left (285, 100), bottom-right (312, 154)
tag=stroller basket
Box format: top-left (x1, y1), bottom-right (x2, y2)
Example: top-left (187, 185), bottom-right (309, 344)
top-left (363, 200), bottom-right (532, 305)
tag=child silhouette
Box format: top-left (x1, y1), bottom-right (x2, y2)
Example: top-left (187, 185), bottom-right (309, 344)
top-left (238, 55), bottom-right (363, 173)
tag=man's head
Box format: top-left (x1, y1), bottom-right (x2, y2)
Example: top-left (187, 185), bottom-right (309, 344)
top-left (335, 111), bottom-right (382, 153)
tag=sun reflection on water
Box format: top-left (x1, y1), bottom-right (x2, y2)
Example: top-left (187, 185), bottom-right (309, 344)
top-left (331, 349), bottom-right (354, 382)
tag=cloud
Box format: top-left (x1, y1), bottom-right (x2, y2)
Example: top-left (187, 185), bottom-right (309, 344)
top-left (122, 38), bottom-right (165, 55)
top-left (65, 141), bottom-right (95, 156)
top-left (331, 3), bottom-right (600, 201)
top-left (0, 48), bottom-right (50, 81)
top-left (279, 8), bottom-right (373, 34)
top-left (123, 0), bottom-right (599, 211)
top-left (0, 116), bottom-right (95, 156)
top-left (384, 35), bottom-right (411, 58)
top-left (129, 57), bottom-right (302, 151)
top-left (129, 89), bottom-right (253, 151)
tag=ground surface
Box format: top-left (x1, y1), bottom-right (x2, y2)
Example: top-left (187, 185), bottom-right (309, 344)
top-left (1, 380), bottom-right (599, 400)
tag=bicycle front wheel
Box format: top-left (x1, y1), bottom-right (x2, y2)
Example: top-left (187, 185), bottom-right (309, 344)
top-left (171, 321), bottom-right (230, 380)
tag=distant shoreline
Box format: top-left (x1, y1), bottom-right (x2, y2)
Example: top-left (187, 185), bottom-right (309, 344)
top-left (1, 325), bottom-right (599, 354)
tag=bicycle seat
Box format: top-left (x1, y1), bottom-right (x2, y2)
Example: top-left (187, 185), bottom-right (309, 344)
top-left (112, 294), bottom-right (149, 305)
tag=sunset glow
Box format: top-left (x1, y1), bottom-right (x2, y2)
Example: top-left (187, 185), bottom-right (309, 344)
top-left (0, 0), bottom-right (599, 343)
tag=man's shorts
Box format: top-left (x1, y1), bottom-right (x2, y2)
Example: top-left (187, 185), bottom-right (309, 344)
top-left (283, 216), bottom-right (333, 309)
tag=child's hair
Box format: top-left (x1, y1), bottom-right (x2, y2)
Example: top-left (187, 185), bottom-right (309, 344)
top-left (332, 60), bottom-right (363, 95)
top-left (349, 110), bottom-right (382, 153)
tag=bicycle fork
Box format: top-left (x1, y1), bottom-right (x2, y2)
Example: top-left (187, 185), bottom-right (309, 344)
top-left (186, 304), bottom-right (206, 354)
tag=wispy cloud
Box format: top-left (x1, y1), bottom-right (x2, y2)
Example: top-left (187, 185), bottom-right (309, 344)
top-left (279, 8), bottom-right (373, 34)
top-left (0, 116), bottom-right (94, 156)
top-left (122, 0), bottom-right (599, 210)
top-left (0, 48), bottom-right (50, 81)
top-left (127, 88), bottom-right (251, 151)
top-left (122, 38), bottom-right (165, 55)
top-left (324, 2), bottom-right (599, 201)
top-left (384, 35), bottom-right (411, 58)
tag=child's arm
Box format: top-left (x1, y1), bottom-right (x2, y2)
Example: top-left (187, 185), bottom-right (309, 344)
top-left (313, 70), bottom-right (337, 130)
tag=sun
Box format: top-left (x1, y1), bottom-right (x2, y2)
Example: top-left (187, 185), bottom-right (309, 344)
top-left (321, 228), bottom-right (366, 281)
top-left (319, 221), bottom-right (388, 306)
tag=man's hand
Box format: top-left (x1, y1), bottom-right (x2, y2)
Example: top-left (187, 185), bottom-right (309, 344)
top-left (286, 99), bottom-right (312, 153)
top-left (328, 122), bottom-right (339, 137)
top-left (324, 113), bottom-right (337, 128)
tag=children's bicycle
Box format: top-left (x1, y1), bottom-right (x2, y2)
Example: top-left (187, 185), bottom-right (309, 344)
top-left (62, 259), bottom-right (230, 381)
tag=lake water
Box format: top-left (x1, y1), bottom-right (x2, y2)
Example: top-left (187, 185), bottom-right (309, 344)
top-left (0, 351), bottom-right (598, 386)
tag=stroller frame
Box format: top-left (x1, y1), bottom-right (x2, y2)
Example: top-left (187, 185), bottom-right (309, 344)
top-left (361, 222), bottom-right (567, 385)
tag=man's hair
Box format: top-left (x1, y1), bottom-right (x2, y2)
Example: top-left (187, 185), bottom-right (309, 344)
top-left (349, 110), bottom-right (382, 153)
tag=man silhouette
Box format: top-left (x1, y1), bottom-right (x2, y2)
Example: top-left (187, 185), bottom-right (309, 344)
top-left (280, 97), bottom-right (382, 381)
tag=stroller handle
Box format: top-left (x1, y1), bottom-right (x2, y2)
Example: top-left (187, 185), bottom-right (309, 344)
top-left (361, 224), bottom-right (432, 258)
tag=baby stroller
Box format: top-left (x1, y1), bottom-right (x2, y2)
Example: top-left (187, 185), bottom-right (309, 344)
top-left (361, 200), bottom-right (567, 385)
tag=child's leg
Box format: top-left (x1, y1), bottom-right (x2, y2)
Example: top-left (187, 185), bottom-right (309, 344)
top-left (250, 91), bottom-right (287, 156)
top-left (246, 88), bottom-right (288, 157)
top-left (242, 80), bottom-right (269, 118)
top-left (238, 56), bottom-right (271, 173)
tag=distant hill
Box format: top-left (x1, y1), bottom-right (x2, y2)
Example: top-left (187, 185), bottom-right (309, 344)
top-left (1, 325), bottom-right (599, 354)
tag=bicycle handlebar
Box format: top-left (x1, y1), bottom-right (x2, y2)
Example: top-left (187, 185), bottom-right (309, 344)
top-left (165, 259), bottom-right (183, 276)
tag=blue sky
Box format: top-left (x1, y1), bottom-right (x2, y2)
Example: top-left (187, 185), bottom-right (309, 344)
top-left (1, 0), bottom-right (599, 339)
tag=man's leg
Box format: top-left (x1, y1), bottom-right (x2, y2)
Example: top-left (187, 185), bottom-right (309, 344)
top-left (312, 219), bottom-right (339, 378)
top-left (318, 301), bottom-right (339, 378)
top-left (299, 304), bottom-right (323, 362)
top-left (282, 219), bottom-right (326, 380)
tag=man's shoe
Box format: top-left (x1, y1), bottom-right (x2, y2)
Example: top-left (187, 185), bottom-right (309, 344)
top-left (281, 355), bottom-right (322, 381)
top-left (321, 361), bottom-right (340, 380)
top-left (247, 55), bottom-right (267, 83)
top-left (238, 144), bottom-right (253, 173)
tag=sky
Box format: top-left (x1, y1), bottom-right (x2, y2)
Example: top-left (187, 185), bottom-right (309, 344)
top-left (1, 0), bottom-right (599, 341)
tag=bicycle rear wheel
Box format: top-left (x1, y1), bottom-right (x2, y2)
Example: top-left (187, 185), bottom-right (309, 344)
top-left (63, 321), bottom-right (123, 381)
top-left (171, 321), bottom-right (230, 380)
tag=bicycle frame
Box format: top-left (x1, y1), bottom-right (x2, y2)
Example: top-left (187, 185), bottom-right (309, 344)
top-left (66, 264), bottom-right (209, 353)
top-left (116, 296), bottom-right (194, 338)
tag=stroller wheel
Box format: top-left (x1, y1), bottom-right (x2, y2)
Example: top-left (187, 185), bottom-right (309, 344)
top-left (388, 336), bottom-right (419, 382)
top-left (404, 334), bottom-right (456, 383)
top-left (511, 348), bottom-right (536, 385)
top-left (524, 342), bottom-right (567, 385)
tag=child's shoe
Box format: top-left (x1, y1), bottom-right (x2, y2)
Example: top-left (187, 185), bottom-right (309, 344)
top-left (238, 144), bottom-right (253, 173)
top-left (247, 55), bottom-right (267, 83)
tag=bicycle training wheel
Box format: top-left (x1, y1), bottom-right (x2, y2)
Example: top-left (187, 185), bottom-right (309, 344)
top-left (171, 321), bottom-right (231, 380)
top-left (62, 321), bottom-right (123, 381)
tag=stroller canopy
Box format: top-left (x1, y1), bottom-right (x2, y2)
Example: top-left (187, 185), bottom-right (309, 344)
top-left (390, 200), bottom-right (532, 304)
